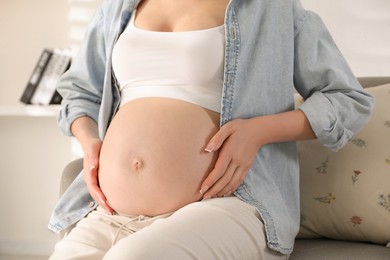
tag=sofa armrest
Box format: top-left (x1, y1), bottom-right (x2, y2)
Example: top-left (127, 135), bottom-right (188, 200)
top-left (59, 158), bottom-right (83, 196)
top-left (290, 239), bottom-right (390, 260)
top-left (358, 77), bottom-right (390, 88)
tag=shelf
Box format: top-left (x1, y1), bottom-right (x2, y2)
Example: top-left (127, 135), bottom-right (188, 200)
top-left (0, 105), bottom-right (60, 117)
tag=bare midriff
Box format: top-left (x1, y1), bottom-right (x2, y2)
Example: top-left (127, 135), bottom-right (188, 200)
top-left (98, 98), bottom-right (220, 216)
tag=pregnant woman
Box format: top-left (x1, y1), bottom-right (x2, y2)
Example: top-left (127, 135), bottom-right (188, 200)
top-left (49, 0), bottom-right (373, 259)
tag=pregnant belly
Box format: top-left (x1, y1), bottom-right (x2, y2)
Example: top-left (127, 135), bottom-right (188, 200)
top-left (98, 98), bottom-right (220, 216)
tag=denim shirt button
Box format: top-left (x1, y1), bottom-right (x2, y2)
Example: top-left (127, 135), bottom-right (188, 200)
top-left (88, 201), bottom-right (95, 208)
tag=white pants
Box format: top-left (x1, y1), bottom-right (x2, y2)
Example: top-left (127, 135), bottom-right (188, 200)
top-left (50, 196), bottom-right (288, 260)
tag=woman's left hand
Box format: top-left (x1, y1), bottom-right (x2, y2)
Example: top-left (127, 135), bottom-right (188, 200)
top-left (200, 118), bottom-right (262, 199)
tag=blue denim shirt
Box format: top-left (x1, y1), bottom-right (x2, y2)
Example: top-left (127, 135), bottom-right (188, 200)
top-left (48, 0), bottom-right (373, 254)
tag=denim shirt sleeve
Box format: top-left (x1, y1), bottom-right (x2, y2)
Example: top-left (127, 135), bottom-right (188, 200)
top-left (48, 170), bottom-right (97, 233)
top-left (56, 3), bottom-right (108, 137)
top-left (292, 3), bottom-right (374, 151)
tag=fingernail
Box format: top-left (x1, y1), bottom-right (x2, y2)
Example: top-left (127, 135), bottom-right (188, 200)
top-left (89, 163), bottom-right (96, 173)
top-left (203, 194), bottom-right (212, 200)
top-left (205, 144), bottom-right (215, 153)
top-left (106, 211), bottom-right (113, 215)
top-left (199, 185), bottom-right (209, 195)
top-left (224, 191), bottom-right (232, 197)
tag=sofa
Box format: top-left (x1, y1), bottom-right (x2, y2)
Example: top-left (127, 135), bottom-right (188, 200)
top-left (59, 77), bottom-right (390, 259)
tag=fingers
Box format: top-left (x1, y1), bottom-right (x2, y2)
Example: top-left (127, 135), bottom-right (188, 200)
top-left (202, 162), bottom-right (237, 199)
top-left (200, 142), bottom-right (247, 199)
top-left (200, 162), bottom-right (231, 198)
top-left (201, 119), bottom-right (258, 199)
top-left (205, 121), bottom-right (233, 152)
top-left (84, 160), bottom-right (114, 215)
top-left (202, 163), bottom-right (247, 199)
top-left (216, 166), bottom-right (247, 197)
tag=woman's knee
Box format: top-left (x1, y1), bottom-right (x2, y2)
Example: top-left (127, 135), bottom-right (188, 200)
top-left (104, 233), bottom-right (190, 260)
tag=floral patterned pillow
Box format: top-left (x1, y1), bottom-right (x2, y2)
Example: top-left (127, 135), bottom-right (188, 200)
top-left (295, 83), bottom-right (390, 245)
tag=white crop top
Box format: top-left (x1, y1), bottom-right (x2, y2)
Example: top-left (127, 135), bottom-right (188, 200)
top-left (112, 10), bottom-right (225, 112)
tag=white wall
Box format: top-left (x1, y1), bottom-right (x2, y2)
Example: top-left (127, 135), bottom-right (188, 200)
top-left (0, 116), bottom-right (72, 256)
top-left (0, 0), bottom-right (73, 256)
top-left (0, 0), bottom-right (70, 106)
top-left (301, 0), bottom-right (390, 77)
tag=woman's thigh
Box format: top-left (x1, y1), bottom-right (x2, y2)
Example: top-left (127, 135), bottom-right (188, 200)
top-left (49, 209), bottom-right (114, 260)
top-left (49, 207), bottom-right (164, 260)
top-left (104, 196), bottom-right (288, 260)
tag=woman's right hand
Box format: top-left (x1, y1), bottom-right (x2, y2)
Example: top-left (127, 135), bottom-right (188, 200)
top-left (71, 116), bottom-right (114, 215)
top-left (82, 137), bottom-right (114, 215)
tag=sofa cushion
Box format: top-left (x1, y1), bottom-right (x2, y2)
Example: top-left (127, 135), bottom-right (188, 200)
top-left (295, 83), bottom-right (390, 245)
top-left (290, 239), bottom-right (390, 260)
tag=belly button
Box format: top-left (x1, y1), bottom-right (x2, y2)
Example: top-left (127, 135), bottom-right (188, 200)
top-left (132, 158), bottom-right (144, 172)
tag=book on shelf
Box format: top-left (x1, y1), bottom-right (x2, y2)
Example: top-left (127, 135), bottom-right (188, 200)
top-left (20, 48), bottom-right (72, 105)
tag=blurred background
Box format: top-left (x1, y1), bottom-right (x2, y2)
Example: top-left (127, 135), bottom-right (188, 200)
top-left (0, 0), bottom-right (389, 259)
